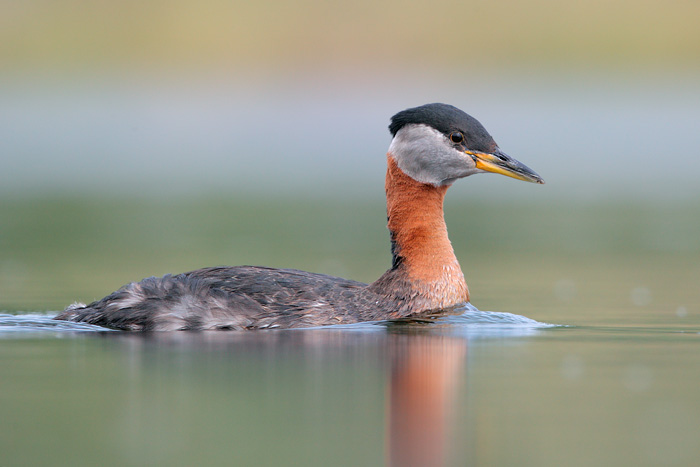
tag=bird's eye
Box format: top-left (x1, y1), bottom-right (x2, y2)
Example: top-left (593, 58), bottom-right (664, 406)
top-left (450, 132), bottom-right (464, 144)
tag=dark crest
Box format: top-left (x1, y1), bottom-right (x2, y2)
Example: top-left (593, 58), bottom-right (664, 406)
top-left (389, 103), bottom-right (497, 153)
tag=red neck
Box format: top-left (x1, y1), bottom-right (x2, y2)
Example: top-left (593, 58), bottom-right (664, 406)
top-left (374, 155), bottom-right (469, 310)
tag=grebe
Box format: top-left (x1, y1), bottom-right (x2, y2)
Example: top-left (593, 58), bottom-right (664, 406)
top-left (55, 103), bottom-right (543, 331)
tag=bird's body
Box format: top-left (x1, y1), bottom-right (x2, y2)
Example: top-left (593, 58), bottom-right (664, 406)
top-left (55, 103), bottom-right (543, 331)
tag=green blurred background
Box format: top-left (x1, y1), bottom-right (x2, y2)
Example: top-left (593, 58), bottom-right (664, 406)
top-left (1, 0), bottom-right (699, 324)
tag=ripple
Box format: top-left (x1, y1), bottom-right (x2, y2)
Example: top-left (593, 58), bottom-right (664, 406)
top-left (1, 304), bottom-right (557, 338)
top-left (308, 303), bottom-right (558, 338)
top-left (408, 303), bottom-right (558, 338)
top-left (0, 313), bottom-right (112, 334)
top-left (448, 303), bottom-right (556, 326)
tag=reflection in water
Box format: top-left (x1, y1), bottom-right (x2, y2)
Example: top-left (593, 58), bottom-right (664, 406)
top-left (386, 333), bottom-right (466, 467)
top-left (92, 326), bottom-right (476, 465)
top-left (108, 328), bottom-right (471, 466)
top-left (3, 310), bottom-right (700, 465)
top-left (0, 311), bottom-right (550, 465)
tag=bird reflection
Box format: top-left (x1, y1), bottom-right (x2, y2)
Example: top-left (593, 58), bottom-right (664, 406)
top-left (386, 332), bottom-right (467, 467)
top-left (106, 326), bottom-right (469, 466)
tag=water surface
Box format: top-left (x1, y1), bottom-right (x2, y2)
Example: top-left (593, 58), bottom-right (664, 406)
top-left (2, 305), bottom-right (699, 466)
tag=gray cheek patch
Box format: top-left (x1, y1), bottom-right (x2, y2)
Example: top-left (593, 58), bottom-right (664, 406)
top-left (388, 124), bottom-right (480, 186)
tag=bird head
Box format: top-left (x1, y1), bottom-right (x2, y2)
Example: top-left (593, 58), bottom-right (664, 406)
top-left (388, 103), bottom-right (544, 186)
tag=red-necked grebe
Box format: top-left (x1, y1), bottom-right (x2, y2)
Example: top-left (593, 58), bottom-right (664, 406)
top-left (55, 103), bottom-right (544, 331)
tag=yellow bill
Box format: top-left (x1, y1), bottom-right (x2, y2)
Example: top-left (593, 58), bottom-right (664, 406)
top-left (467, 149), bottom-right (544, 184)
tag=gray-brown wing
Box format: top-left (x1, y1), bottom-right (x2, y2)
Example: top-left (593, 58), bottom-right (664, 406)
top-left (56, 266), bottom-right (376, 331)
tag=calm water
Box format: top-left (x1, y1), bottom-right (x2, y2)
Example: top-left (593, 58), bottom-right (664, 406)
top-left (2, 302), bottom-right (700, 466)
